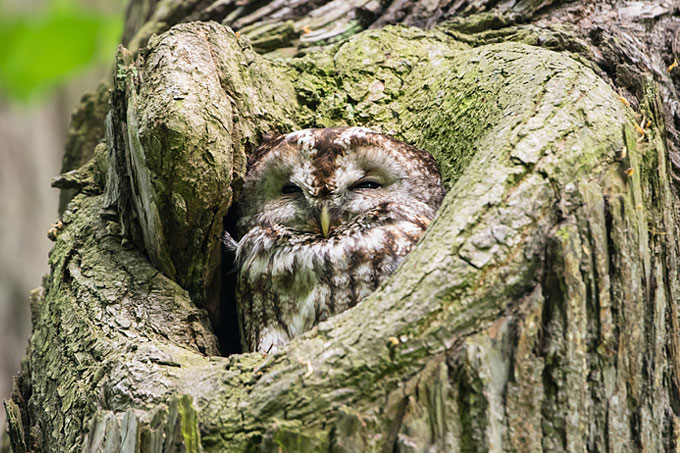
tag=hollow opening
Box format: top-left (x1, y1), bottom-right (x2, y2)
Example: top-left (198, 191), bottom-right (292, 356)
top-left (215, 203), bottom-right (242, 355)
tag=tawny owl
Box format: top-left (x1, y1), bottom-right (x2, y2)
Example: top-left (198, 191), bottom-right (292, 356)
top-left (231, 127), bottom-right (445, 353)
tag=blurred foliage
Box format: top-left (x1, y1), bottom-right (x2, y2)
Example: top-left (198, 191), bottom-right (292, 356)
top-left (0, 0), bottom-right (124, 101)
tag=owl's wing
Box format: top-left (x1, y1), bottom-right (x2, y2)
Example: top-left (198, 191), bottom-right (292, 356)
top-left (220, 230), bottom-right (238, 253)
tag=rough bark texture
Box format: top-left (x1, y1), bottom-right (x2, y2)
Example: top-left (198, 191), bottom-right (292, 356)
top-left (5, 1), bottom-right (680, 452)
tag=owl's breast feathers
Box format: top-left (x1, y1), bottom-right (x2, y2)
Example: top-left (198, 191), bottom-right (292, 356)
top-left (236, 203), bottom-right (432, 353)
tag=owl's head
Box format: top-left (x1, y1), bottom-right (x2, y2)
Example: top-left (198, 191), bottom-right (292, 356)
top-left (236, 127), bottom-right (444, 239)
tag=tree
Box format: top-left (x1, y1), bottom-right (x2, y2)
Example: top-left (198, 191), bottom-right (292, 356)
top-left (5, 1), bottom-right (680, 451)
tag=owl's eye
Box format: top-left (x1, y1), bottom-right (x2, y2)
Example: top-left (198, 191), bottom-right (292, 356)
top-left (282, 183), bottom-right (303, 195)
top-left (351, 180), bottom-right (382, 190)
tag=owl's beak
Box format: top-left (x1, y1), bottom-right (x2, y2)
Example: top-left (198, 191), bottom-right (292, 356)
top-left (320, 205), bottom-right (331, 237)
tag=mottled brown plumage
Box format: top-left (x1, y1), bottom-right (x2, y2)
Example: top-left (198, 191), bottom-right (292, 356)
top-left (233, 127), bottom-right (445, 353)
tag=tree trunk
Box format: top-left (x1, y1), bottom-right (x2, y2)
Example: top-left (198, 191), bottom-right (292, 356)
top-left (5, 1), bottom-right (680, 452)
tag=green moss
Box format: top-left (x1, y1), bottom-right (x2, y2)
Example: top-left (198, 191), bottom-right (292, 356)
top-left (178, 395), bottom-right (202, 453)
top-left (267, 419), bottom-right (329, 452)
top-left (555, 226), bottom-right (571, 242)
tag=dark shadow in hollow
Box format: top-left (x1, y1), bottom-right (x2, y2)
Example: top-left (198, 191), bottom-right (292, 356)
top-left (215, 204), bottom-right (242, 356)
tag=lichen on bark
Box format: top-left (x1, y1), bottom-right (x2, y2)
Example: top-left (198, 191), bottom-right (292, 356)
top-left (6, 11), bottom-right (680, 453)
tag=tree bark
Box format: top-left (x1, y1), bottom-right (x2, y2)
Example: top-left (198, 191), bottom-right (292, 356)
top-left (5, 1), bottom-right (680, 452)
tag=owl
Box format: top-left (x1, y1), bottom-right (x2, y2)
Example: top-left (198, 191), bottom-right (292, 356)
top-left (231, 127), bottom-right (445, 353)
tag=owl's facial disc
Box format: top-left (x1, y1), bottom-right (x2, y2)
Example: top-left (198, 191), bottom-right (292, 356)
top-left (300, 171), bottom-right (391, 236)
top-left (253, 169), bottom-right (390, 237)
top-left (237, 127), bottom-right (444, 241)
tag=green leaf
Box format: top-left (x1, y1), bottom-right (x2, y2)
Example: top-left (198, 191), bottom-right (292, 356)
top-left (0, 2), bottom-right (123, 101)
